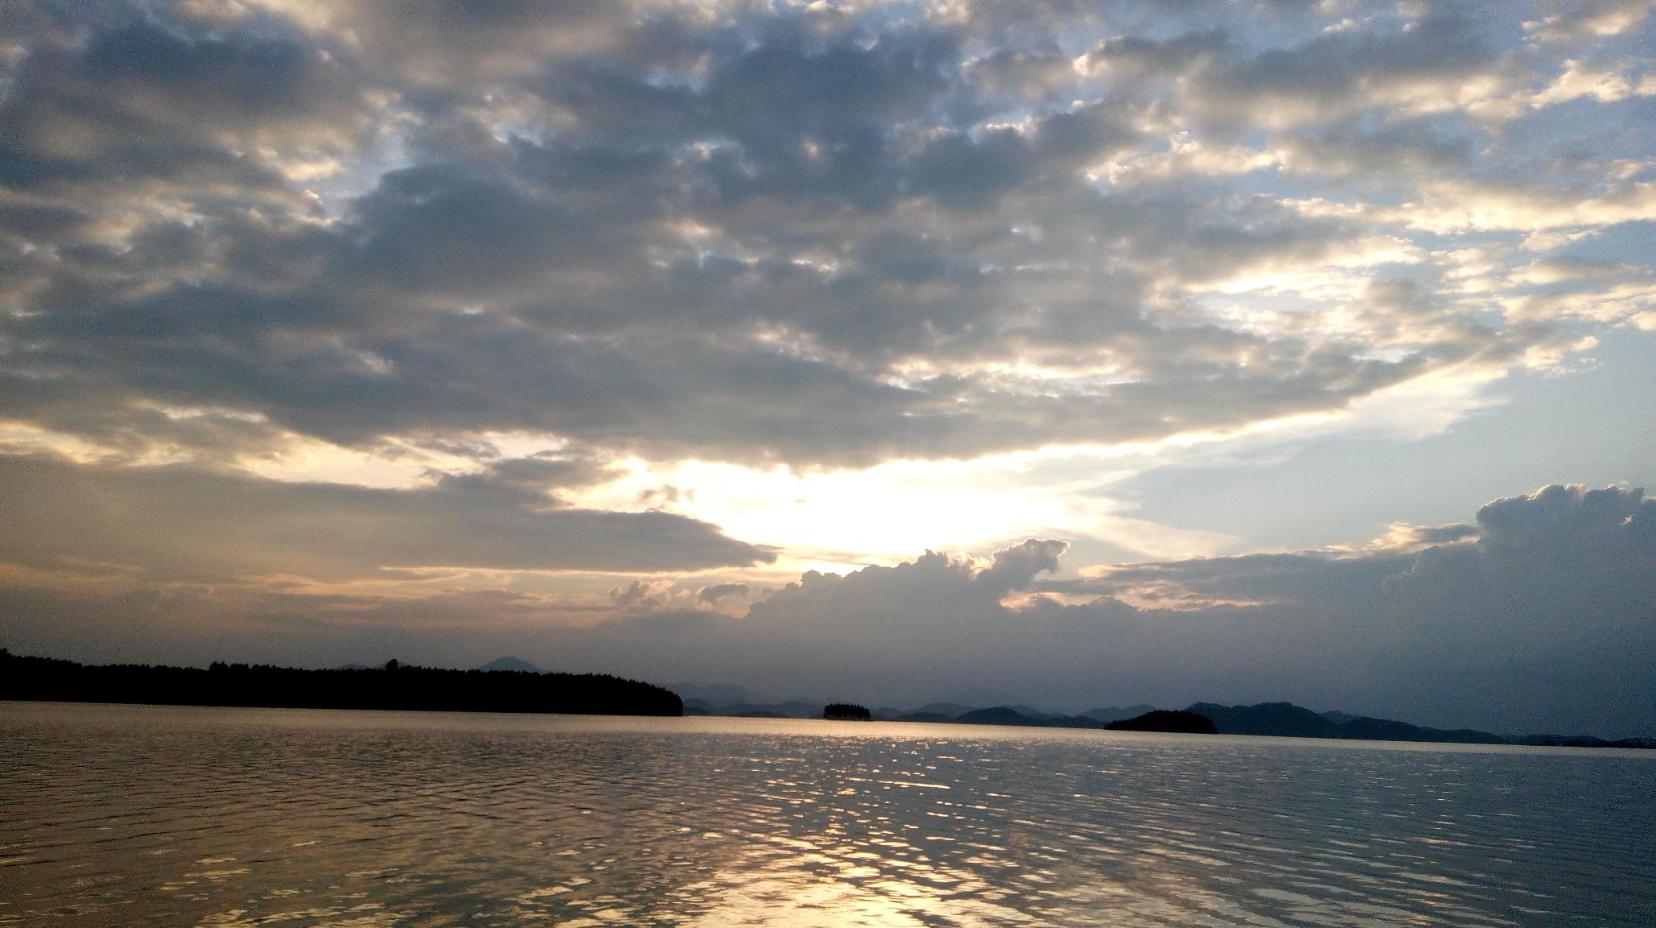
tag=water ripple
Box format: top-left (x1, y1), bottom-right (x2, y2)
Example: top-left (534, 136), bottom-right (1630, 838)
top-left (1, 703), bottom-right (1653, 927)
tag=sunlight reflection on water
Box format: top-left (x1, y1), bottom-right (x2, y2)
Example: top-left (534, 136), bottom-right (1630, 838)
top-left (1, 703), bottom-right (1653, 927)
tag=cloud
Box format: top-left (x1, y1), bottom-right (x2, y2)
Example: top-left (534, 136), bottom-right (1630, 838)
top-left (1393, 179), bottom-right (1656, 234)
top-left (975, 538), bottom-right (1068, 595)
top-left (0, 0), bottom-right (1644, 474)
top-left (3, 482), bottom-right (1651, 735)
top-left (566, 486), bottom-right (1656, 736)
top-left (610, 578), bottom-right (682, 612)
top-left (697, 582), bottom-right (752, 605)
top-left (0, 9), bottom-right (373, 203)
top-left (1180, 12), bottom-right (1512, 129)
top-left (0, 453), bottom-right (773, 583)
top-left (1525, 1), bottom-right (1653, 42)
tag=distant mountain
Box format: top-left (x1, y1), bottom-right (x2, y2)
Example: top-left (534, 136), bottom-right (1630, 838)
top-left (663, 683), bottom-right (1651, 746)
top-left (1189, 701), bottom-right (1506, 744)
top-left (682, 698), bottom-right (716, 716)
top-left (479, 656), bottom-right (541, 673)
top-left (1189, 701), bottom-right (1341, 737)
top-left (1079, 704), bottom-right (1156, 724)
top-left (1007, 704), bottom-right (1064, 721)
top-left (669, 683), bottom-right (870, 720)
top-left (1107, 709), bottom-right (1217, 734)
top-left (667, 682), bottom-right (751, 706)
top-left (907, 702), bottom-right (975, 719)
top-left (956, 705), bottom-right (1045, 726)
top-left (1336, 716), bottom-right (1506, 744)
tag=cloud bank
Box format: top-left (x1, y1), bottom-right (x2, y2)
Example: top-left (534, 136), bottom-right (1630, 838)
top-left (4, 484), bottom-right (1651, 736)
top-left (1, 0), bottom-right (1651, 472)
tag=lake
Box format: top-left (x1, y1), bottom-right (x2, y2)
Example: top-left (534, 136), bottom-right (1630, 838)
top-left (2, 702), bottom-right (1652, 927)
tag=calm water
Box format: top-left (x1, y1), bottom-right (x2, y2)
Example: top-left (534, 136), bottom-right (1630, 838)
top-left (2, 703), bottom-right (1653, 927)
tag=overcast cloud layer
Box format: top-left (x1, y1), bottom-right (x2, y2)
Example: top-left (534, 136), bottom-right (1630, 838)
top-left (0, 1), bottom-right (1652, 735)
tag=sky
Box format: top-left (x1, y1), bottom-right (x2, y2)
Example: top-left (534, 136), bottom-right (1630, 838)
top-left (0, 0), bottom-right (1652, 736)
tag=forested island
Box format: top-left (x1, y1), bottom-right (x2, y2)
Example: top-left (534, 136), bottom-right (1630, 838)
top-left (823, 702), bottom-right (872, 720)
top-left (0, 649), bottom-right (682, 717)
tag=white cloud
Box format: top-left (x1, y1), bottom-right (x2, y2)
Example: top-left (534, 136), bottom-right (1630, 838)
top-left (1529, 58), bottom-right (1653, 107)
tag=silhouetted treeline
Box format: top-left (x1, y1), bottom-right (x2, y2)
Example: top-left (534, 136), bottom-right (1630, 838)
top-left (823, 702), bottom-right (871, 720)
top-left (0, 649), bottom-right (682, 717)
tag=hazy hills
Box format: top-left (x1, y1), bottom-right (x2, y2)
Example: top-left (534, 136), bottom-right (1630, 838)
top-left (672, 685), bottom-right (1653, 748)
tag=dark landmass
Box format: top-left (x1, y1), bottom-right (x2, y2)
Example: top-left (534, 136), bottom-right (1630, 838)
top-left (1189, 701), bottom-right (1508, 744)
top-left (924, 700), bottom-right (1643, 747)
top-left (1512, 733), bottom-right (1656, 749)
top-left (1080, 704), bottom-right (1157, 724)
top-left (955, 705), bottom-right (1048, 726)
top-left (1106, 709), bottom-right (1218, 734)
top-left (613, 678), bottom-right (1652, 748)
top-left (824, 702), bottom-right (872, 721)
top-left (897, 700), bottom-right (1646, 748)
top-left (1006, 704), bottom-right (1065, 721)
top-left (909, 702), bottom-right (978, 718)
top-left (0, 649), bottom-right (682, 717)
top-left (1188, 701), bottom-right (1345, 737)
top-left (943, 705), bottom-right (1119, 729)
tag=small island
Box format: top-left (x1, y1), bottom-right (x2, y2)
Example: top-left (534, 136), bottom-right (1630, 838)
top-left (1106, 709), bottom-right (1218, 734)
top-left (823, 702), bottom-right (872, 721)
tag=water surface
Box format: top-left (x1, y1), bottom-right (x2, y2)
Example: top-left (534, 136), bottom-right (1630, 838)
top-left (2, 702), bottom-right (1652, 926)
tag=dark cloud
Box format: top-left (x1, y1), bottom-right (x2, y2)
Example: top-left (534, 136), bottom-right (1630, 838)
top-left (975, 538), bottom-right (1069, 595)
top-left (1083, 28), bottom-right (1229, 83)
top-left (1184, 11), bottom-right (1504, 130)
top-left (2, 0), bottom-right (1609, 469)
top-left (1282, 121), bottom-right (1476, 181)
top-left (697, 582), bottom-right (752, 605)
top-left (0, 9), bottom-right (369, 199)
